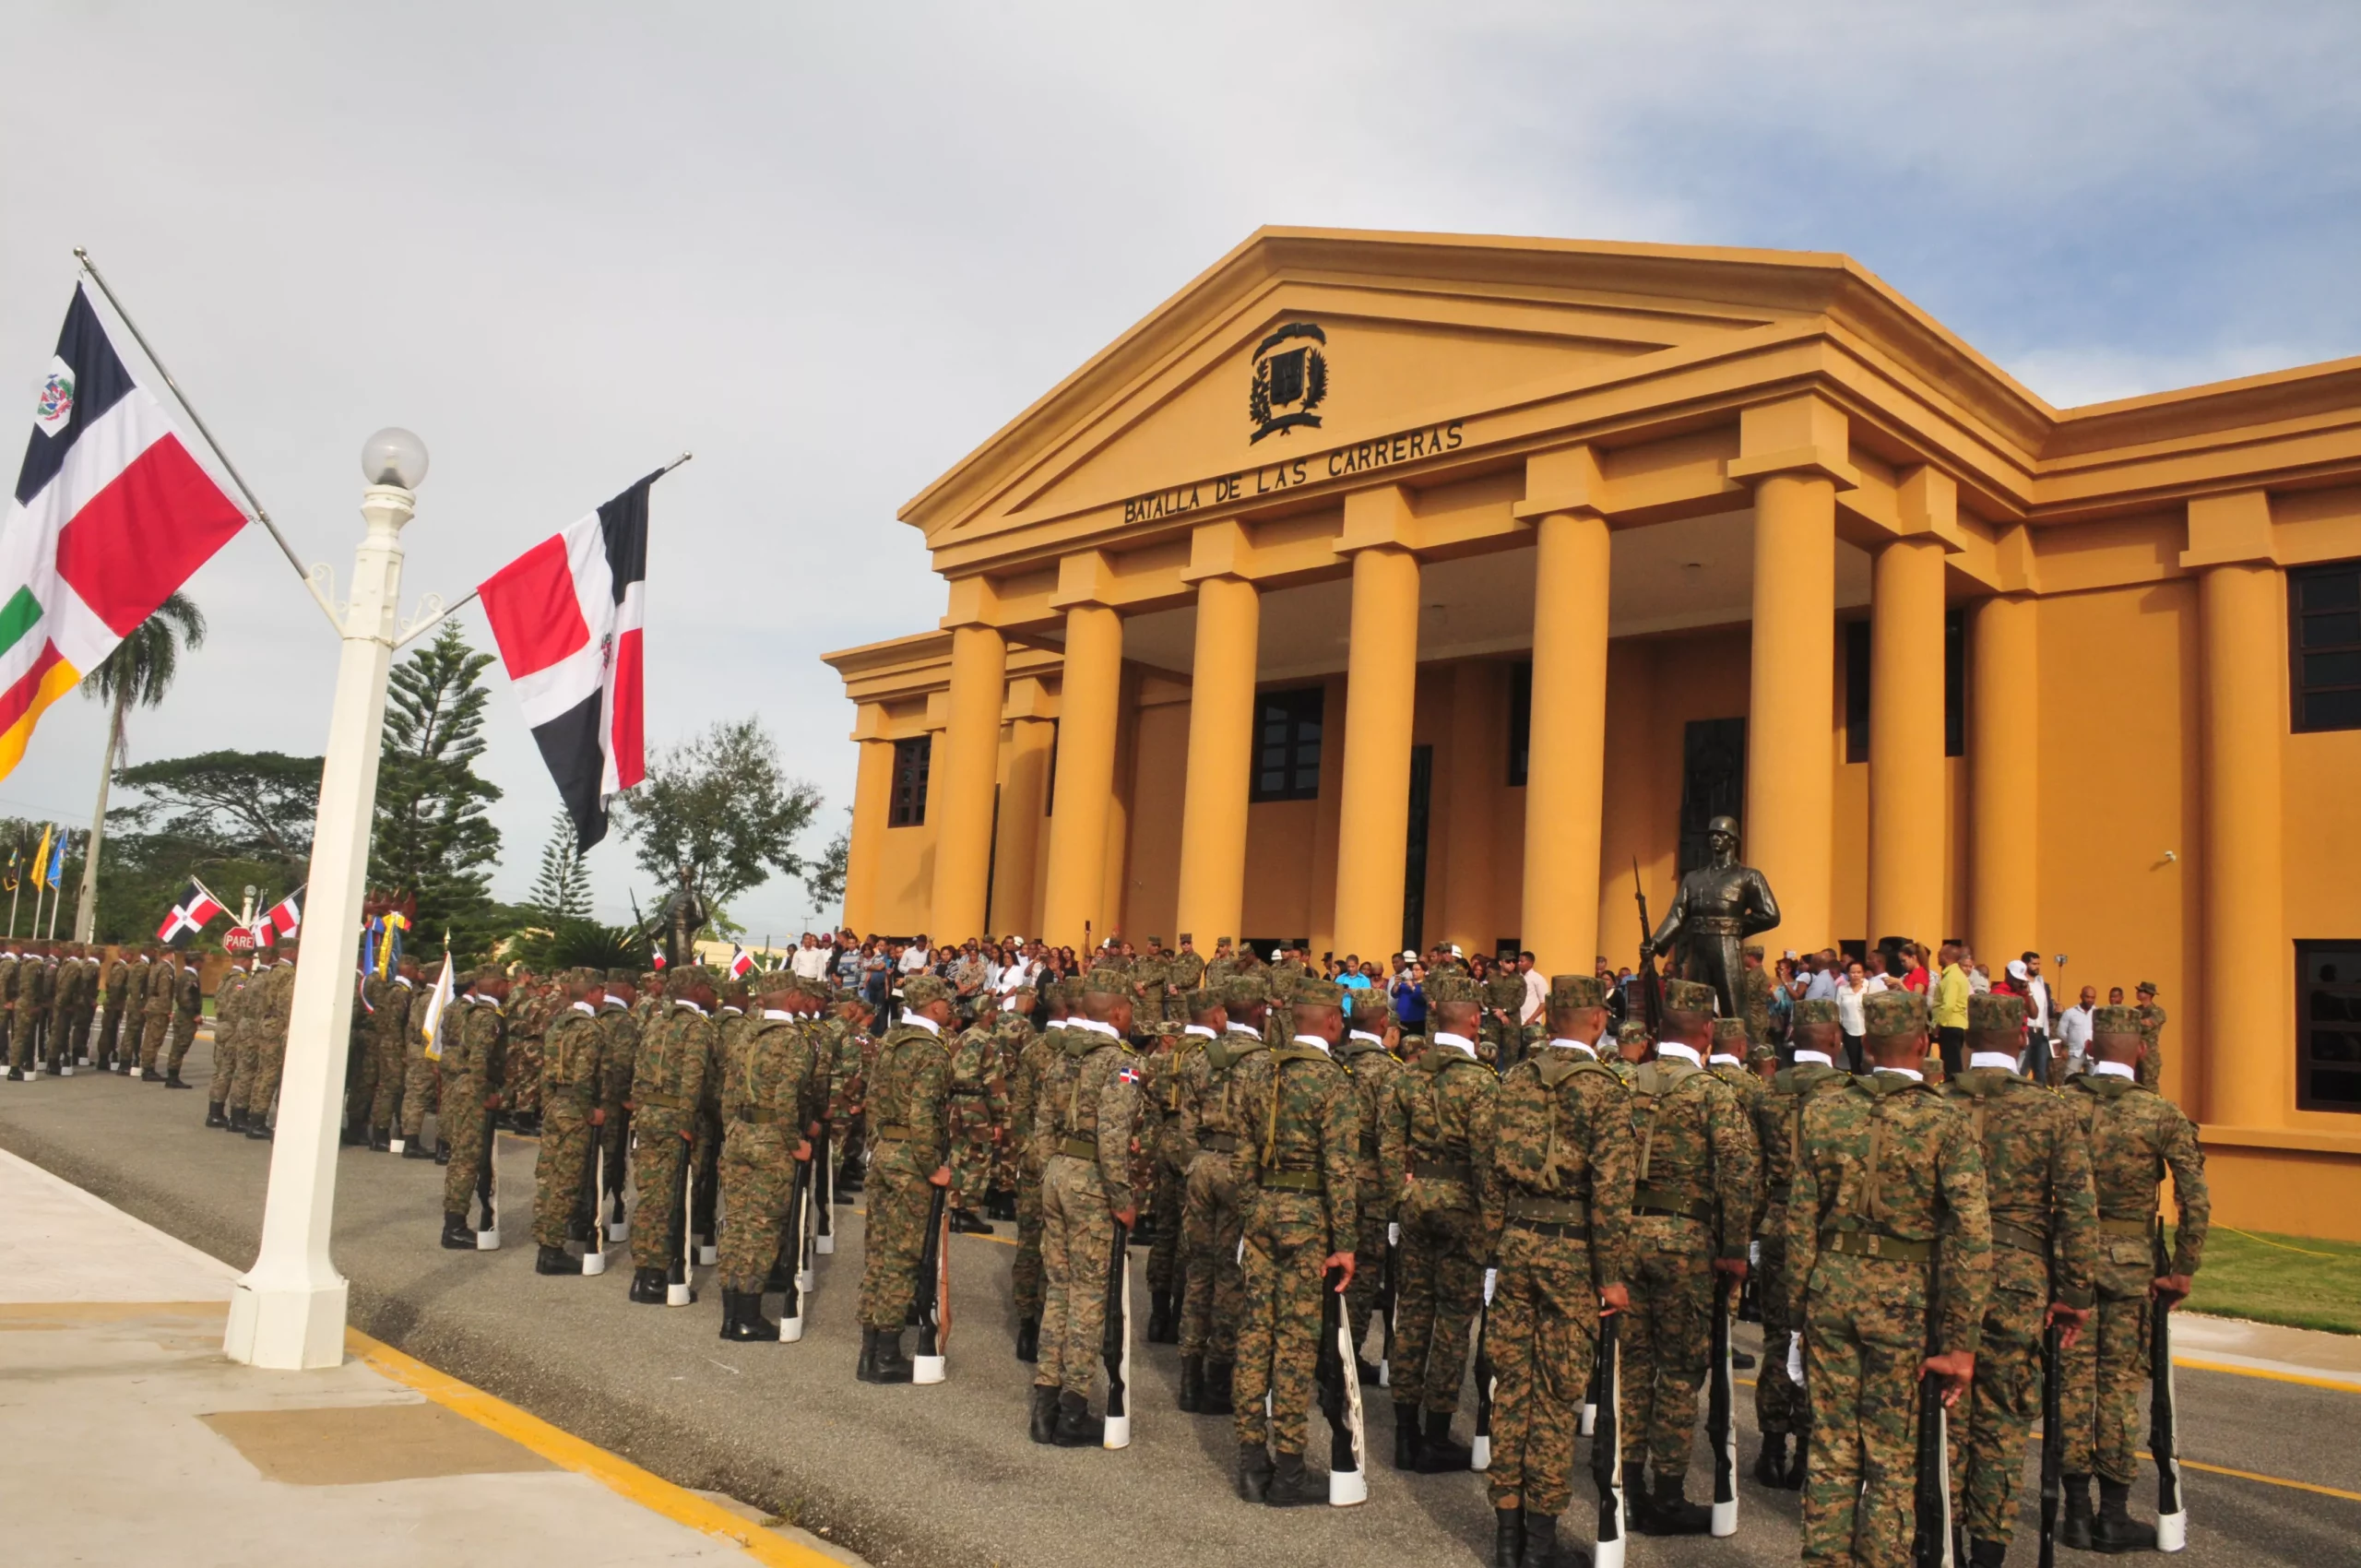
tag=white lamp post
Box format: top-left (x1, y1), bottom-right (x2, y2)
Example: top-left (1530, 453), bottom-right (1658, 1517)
top-left (224, 428), bottom-right (425, 1370)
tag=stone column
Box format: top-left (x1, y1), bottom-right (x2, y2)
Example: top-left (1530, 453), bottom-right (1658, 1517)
top-left (1040, 574), bottom-right (1124, 950)
top-left (1868, 534), bottom-right (1947, 948)
top-left (1331, 486), bottom-right (1422, 963)
top-left (1174, 567), bottom-right (1261, 949)
top-left (1967, 594), bottom-right (2037, 965)
top-left (928, 622), bottom-right (1007, 942)
top-left (1519, 506), bottom-right (1612, 974)
top-left (842, 704), bottom-right (896, 934)
top-left (989, 679), bottom-right (1056, 938)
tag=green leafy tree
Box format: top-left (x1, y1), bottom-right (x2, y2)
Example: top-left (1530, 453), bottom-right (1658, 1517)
top-left (528, 807), bottom-right (593, 922)
top-left (617, 717), bottom-right (822, 924)
top-left (807, 811), bottom-right (851, 914)
top-left (111, 751), bottom-right (319, 866)
top-left (370, 623), bottom-right (502, 941)
top-left (71, 590), bottom-right (205, 939)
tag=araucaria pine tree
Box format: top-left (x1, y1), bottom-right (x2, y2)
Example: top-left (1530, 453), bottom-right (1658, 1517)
top-left (371, 623), bottom-right (503, 934)
top-left (529, 807), bottom-right (593, 923)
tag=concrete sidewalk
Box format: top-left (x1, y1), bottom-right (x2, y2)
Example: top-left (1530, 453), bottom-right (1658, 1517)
top-left (0, 1147), bottom-right (864, 1568)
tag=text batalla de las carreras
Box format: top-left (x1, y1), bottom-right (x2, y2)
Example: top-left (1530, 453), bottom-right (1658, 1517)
top-left (1121, 421), bottom-right (1466, 526)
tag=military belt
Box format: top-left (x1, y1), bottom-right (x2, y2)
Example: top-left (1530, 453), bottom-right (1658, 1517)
top-left (1820, 1228), bottom-right (1932, 1265)
top-left (1261, 1169), bottom-right (1323, 1194)
top-left (1413, 1158), bottom-right (1473, 1182)
top-left (1503, 1194), bottom-right (1591, 1224)
top-left (1507, 1217), bottom-right (1593, 1241)
top-left (1060, 1135), bottom-right (1100, 1160)
top-left (1990, 1218), bottom-right (2047, 1256)
top-left (736, 1107), bottom-right (788, 1125)
top-left (1632, 1186), bottom-right (1714, 1222)
top-left (2098, 1216), bottom-right (2153, 1238)
top-left (873, 1123), bottom-right (916, 1142)
top-left (635, 1089), bottom-right (692, 1111)
top-left (1197, 1132), bottom-right (1240, 1153)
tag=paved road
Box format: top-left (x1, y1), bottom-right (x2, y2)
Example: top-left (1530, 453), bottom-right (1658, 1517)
top-left (3, 1039), bottom-right (2355, 1567)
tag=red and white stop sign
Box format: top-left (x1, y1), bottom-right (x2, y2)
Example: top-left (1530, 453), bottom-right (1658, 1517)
top-left (223, 927), bottom-right (255, 954)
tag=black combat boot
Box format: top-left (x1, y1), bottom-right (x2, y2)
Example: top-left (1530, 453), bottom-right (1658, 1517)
top-left (1027, 1384), bottom-right (1060, 1443)
top-left (434, 1141), bottom-right (451, 1165)
top-left (1621, 1463), bottom-right (1651, 1526)
top-left (1968, 1538), bottom-right (2008, 1567)
top-left (1731, 1348), bottom-right (1755, 1370)
top-left (1201, 1361), bottom-right (1234, 1415)
top-left (721, 1289), bottom-right (781, 1343)
top-left (226, 1106), bottom-right (245, 1132)
top-left (1416, 1408), bottom-right (1472, 1473)
top-left (1358, 1358), bottom-right (1382, 1385)
top-left (205, 1101), bottom-right (228, 1129)
top-left (1754, 1431), bottom-right (1789, 1487)
top-left (869, 1329), bottom-right (915, 1384)
top-left (2060, 1474), bottom-right (2095, 1550)
top-left (1014, 1314), bottom-right (1039, 1362)
top-left (1393, 1404), bottom-right (1422, 1470)
top-left (629, 1267), bottom-right (669, 1304)
top-left (1236, 1443), bottom-right (1274, 1503)
top-left (1264, 1450), bottom-right (1320, 1507)
top-left (1784, 1433), bottom-right (1808, 1490)
top-left (854, 1325), bottom-right (878, 1381)
top-left (340, 1122), bottom-right (363, 1146)
top-left (165, 1068), bottom-right (191, 1088)
top-left (1642, 1471), bottom-right (1710, 1536)
top-left (245, 1118), bottom-right (273, 1141)
top-left (948, 1207), bottom-right (994, 1235)
top-left (836, 1158), bottom-right (864, 1196)
top-left (1146, 1289), bottom-right (1175, 1344)
top-left (441, 1213), bottom-right (476, 1250)
top-left (401, 1138), bottom-right (434, 1160)
top-left (1178, 1354), bottom-right (1204, 1413)
top-left (3, 1067), bottom-right (21, 1082)
top-left (1517, 1513), bottom-right (1559, 1568)
top-left (1493, 1506), bottom-right (1526, 1568)
top-left (2091, 1479), bottom-right (2157, 1554)
top-left (534, 1244), bottom-right (575, 1276)
top-left (368, 1126), bottom-right (389, 1152)
top-left (986, 1187), bottom-right (1016, 1220)
top-left (1050, 1390), bottom-right (1102, 1445)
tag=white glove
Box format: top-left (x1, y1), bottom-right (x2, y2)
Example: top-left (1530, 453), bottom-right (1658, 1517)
top-left (1749, 1240), bottom-right (1762, 1266)
top-left (1786, 1336), bottom-right (1805, 1389)
top-left (1482, 1266), bottom-right (1498, 1305)
top-left (1387, 1222), bottom-right (1400, 1247)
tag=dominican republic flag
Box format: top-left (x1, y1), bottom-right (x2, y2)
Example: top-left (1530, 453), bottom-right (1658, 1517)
top-left (251, 919), bottom-right (275, 949)
top-left (477, 472), bottom-right (659, 853)
top-left (263, 885), bottom-right (303, 942)
top-left (1, 284), bottom-right (246, 780)
top-left (729, 945), bottom-right (755, 980)
top-left (158, 880), bottom-right (225, 946)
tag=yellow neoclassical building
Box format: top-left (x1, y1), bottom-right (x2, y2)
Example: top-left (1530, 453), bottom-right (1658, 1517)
top-left (824, 228), bottom-right (2361, 1237)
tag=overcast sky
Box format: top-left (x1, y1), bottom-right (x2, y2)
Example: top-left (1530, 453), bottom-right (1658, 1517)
top-left (5, 2), bottom-right (2357, 940)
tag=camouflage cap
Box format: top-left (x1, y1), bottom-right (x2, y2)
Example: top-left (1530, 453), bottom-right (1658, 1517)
top-left (1350, 990), bottom-right (1395, 1029)
top-left (1548, 974), bottom-right (1607, 1011)
top-left (1616, 1020), bottom-right (1653, 1045)
top-left (1293, 977), bottom-right (1346, 1008)
top-left (1663, 978), bottom-right (1717, 1016)
top-left (1426, 972), bottom-right (1479, 1005)
top-left (1053, 977), bottom-right (1086, 1008)
top-left (900, 973), bottom-right (950, 1007)
top-left (2135, 981), bottom-right (2158, 996)
top-left (1749, 1044), bottom-right (1778, 1064)
top-left (2093, 1004), bottom-right (2143, 1034)
top-left (606, 968), bottom-right (635, 983)
top-left (1222, 976), bottom-right (1267, 1012)
top-left (1184, 987), bottom-right (1221, 1016)
top-left (1793, 997), bottom-right (1839, 1027)
top-left (1861, 989), bottom-right (1928, 1036)
top-left (1968, 992), bottom-right (2025, 1031)
top-left (1084, 967), bottom-right (1130, 995)
top-left (1711, 1018), bottom-right (1750, 1049)
top-left (1742, 944), bottom-right (1765, 958)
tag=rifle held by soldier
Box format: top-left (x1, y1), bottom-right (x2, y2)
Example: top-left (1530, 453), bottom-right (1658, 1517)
top-left (1319, 1263), bottom-right (1369, 1505)
top-left (1593, 1309), bottom-right (1628, 1568)
top-left (580, 1122), bottom-right (609, 1276)
top-left (474, 1099), bottom-right (502, 1251)
top-left (1471, 1266), bottom-right (1496, 1471)
top-left (813, 1126), bottom-right (835, 1254)
top-left (911, 1183), bottom-right (950, 1384)
top-left (1709, 1271), bottom-right (1739, 1536)
top-left (2039, 1317), bottom-right (2063, 1568)
top-left (1913, 1237), bottom-right (1961, 1568)
top-left (1631, 859), bottom-right (1665, 1038)
top-left (1101, 1218), bottom-right (1133, 1445)
top-left (2151, 1224), bottom-right (2188, 1551)
top-left (776, 1153), bottom-right (809, 1341)
top-left (1377, 1220), bottom-right (1397, 1388)
top-left (666, 1133), bottom-right (696, 1307)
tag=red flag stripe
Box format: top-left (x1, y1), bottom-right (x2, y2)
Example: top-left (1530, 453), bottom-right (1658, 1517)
top-left (0, 639), bottom-right (69, 735)
top-left (52, 434), bottom-right (247, 637)
top-left (477, 534), bottom-right (590, 678)
top-left (608, 627), bottom-right (645, 790)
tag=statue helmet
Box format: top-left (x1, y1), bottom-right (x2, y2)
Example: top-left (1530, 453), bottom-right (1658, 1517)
top-left (1706, 814), bottom-right (1739, 839)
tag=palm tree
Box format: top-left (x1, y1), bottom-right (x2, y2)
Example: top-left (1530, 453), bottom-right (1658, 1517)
top-left (71, 591), bottom-right (206, 941)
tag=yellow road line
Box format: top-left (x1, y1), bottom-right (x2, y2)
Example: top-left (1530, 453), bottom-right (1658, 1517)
top-left (2142, 1451), bottom-right (2361, 1504)
top-left (2174, 1356), bottom-right (2361, 1396)
top-left (348, 1326), bottom-right (837, 1567)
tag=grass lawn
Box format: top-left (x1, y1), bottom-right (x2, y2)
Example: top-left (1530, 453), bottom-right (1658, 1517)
top-left (2182, 1224), bottom-right (2361, 1336)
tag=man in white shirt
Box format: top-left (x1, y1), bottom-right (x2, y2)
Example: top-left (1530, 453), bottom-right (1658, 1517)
top-left (898, 936), bottom-right (932, 976)
top-left (2055, 985), bottom-right (2097, 1075)
top-left (790, 933), bottom-right (832, 985)
top-left (1516, 951), bottom-right (1547, 1030)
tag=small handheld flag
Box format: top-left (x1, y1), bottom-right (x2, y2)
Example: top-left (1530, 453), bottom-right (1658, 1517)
top-left (729, 945), bottom-right (754, 980)
top-left (264, 885), bottom-right (303, 941)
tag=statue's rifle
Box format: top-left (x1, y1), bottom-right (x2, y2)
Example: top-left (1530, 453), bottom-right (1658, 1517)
top-left (1631, 859), bottom-right (1666, 1037)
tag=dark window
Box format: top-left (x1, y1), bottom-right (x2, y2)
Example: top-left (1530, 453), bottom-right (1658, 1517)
top-left (2297, 941), bottom-right (2361, 1112)
top-left (2292, 561), bottom-right (2361, 732)
top-left (1944, 607), bottom-right (1966, 757)
top-left (888, 736), bottom-right (931, 827)
top-left (1252, 687), bottom-right (1323, 802)
top-left (1678, 718), bottom-right (1747, 875)
top-left (1402, 745), bottom-right (1433, 957)
top-left (1844, 620), bottom-right (1871, 764)
top-left (1507, 660), bottom-right (1533, 786)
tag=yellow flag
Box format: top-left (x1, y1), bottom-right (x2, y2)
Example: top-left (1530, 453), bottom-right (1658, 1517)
top-left (30, 824), bottom-right (52, 886)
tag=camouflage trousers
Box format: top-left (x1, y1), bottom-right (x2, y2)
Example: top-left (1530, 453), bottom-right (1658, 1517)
top-left (1178, 1149), bottom-right (1245, 1360)
top-left (1145, 1161), bottom-right (1182, 1294)
top-left (1036, 1154), bottom-right (1116, 1398)
top-left (7, 1007), bottom-right (36, 1072)
top-left (440, 1075), bottom-right (497, 1221)
top-left (96, 1004), bottom-right (124, 1065)
top-left (2060, 1288), bottom-right (2153, 1485)
top-left (167, 1011), bottom-right (199, 1074)
top-left (1342, 1181), bottom-right (1388, 1363)
top-left (366, 1027), bottom-right (406, 1130)
top-left (1801, 1253), bottom-right (1930, 1568)
top-left (1012, 1164), bottom-right (1046, 1319)
top-left (1621, 1215), bottom-right (1716, 1482)
top-left (1953, 1246), bottom-right (2048, 1546)
top-left (398, 1038), bottom-right (441, 1139)
top-left (2136, 1042), bottom-right (2163, 1092)
top-left (1393, 1190), bottom-right (1483, 1418)
top-left (243, 1028), bottom-right (286, 1119)
top-left (1755, 1207), bottom-right (1807, 1436)
top-left (1233, 1189), bottom-right (1333, 1457)
top-left (944, 1091), bottom-right (994, 1208)
top-left (208, 1022), bottom-right (242, 1104)
top-left (628, 1108), bottom-right (695, 1272)
top-left (717, 1123), bottom-right (802, 1294)
top-left (1485, 1222), bottom-right (1604, 1517)
top-left (508, 1037), bottom-right (544, 1116)
top-left (138, 1009), bottom-right (171, 1074)
top-left (857, 1157), bottom-right (938, 1332)
top-left (71, 1005), bottom-right (94, 1063)
top-left (227, 1027), bottom-right (258, 1109)
top-left (532, 1093), bottom-right (599, 1250)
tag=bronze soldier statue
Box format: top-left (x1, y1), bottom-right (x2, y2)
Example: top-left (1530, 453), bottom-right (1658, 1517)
top-left (1641, 816), bottom-right (1780, 1024)
top-left (658, 867), bottom-right (708, 972)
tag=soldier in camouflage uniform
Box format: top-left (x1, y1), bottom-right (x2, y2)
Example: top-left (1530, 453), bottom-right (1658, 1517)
top-left (1752, 997), bottom-right (1851, 1485)
top-left (533, 973), bottom-right (612, 1273)
top-left (943, 1004), bottom-right (1009, 1234)
top-left (1174, 977), bottom-right (1271, 1414)
top-left (2132, 981), bottom-right (2167, 1092)
top-left (1741, 944), bottom-right (1774, 1047)
top-left (136, 946), bottom-right (174, 1079)
top-left (0, 942), bottom-right (18, 1080)
top-left (1788, 987), bottom-right (1991, 1568)
top-left (1474, 956), bottom-right (1524, 1070)
top-left (1482, 974), bottom-right (1637, 1568)
top-left (97, 945), bottom-right (131, 1070)
top-left (986, 987), bottom-right (1037, 1216)
top-left (162, 951), bottom-right (202, 1087)
top-left (362, 963), bottom-right (417, 1148)
top-left (1336, 985), bottom-right (1406, 1377)
top-left (1007, 978), bottom-right (1075, 1361)
top-left (237, 947), bottom-right (292, 1130)
top-left (70, 944), bottom-right (100, 1065)
top-left (625, 973), bottom-right (716, 1299)
top-left (1943, 992), bottom-right (2100, 1564)
top-left (715, 980), bottom-right (825, 1339)
top-left (1384, 971), bottom-right (1498, 1473)
top-left (206, 955), bottom-right (255, 1128)
top-left (591, 973), bottom-right (641, 1222)
top-left (1167, 934), bottom-right (1204, 1024)
top-left (2058, 1003), bottom-right (2208, 1553)
top-left (50, 945), bottom-right (83, 1071)
top-left (1202, 937), bottom-right (1240, 991)
top-left (857, 973), bottom-right (955, 1384)
top-left (397, 959), bottom-right (445, 1158)
top-left (1619, 978), bottom-right (1759, 1533)
top-left (1028, 968), bottom-right (1145, 1444)
top-left (437, 972), bottom-right (508, 1248)
top-left (1141, 1002), bottom-right (1194, 1342)
top-left (1229, 976), bottom-right (1360, 1507)
top-left (506, 971), bottom-right (555, 1134)
top-left (1133, 937), bottom-right (1171, 1029)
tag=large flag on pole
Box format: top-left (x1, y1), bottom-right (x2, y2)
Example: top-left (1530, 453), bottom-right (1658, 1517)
top-left (1, 284), bottom-right (245, 779)
top-left (158, 879), bottom-right (224, 946)
top-left (263, 885), bottom-right (303, 941)
top-left (476, 473), bottom-right (656, 853)
top-left (420, 947), bottom-right (455, 1063)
